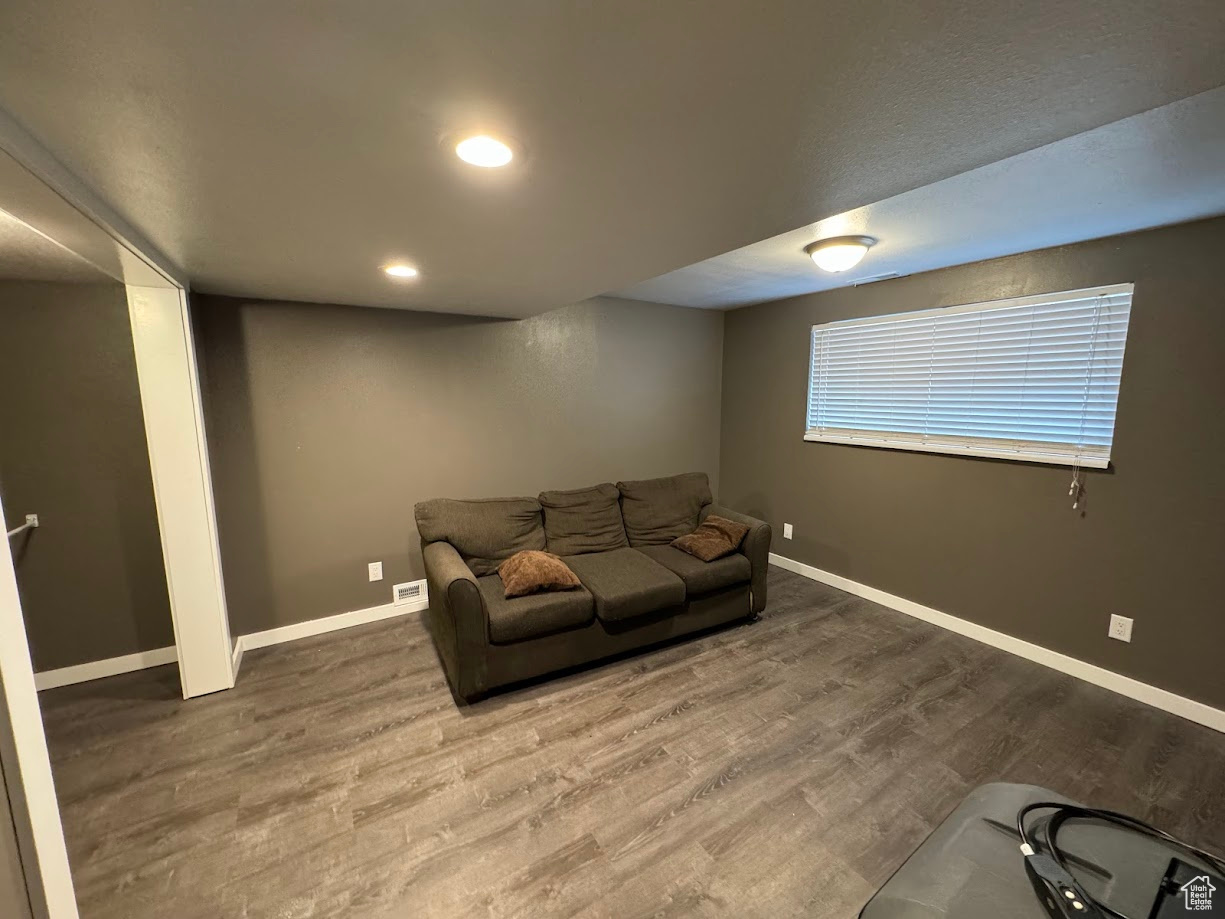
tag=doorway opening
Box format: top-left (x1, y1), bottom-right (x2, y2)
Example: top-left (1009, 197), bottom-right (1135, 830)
top-left (0, 128), bottom-right (234, 917)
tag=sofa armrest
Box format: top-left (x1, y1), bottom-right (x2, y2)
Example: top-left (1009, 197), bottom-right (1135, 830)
top-left (421, 540), bottom-right (489, 700)
top-left (702, 504), bottom-right (772, 613)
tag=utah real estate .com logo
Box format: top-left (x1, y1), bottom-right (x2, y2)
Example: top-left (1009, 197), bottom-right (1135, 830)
top-left (1181, 875), bottom-right (1216, 911)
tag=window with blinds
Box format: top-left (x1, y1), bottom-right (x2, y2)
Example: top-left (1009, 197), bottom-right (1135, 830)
top-left (805, 284), bottom-right (1133, 468)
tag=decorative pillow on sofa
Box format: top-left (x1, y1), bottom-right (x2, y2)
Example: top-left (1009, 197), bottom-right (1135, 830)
top-left (538, 483), bottom-right (628, 556)
top-left (671, 515), bottom-right (750, 562)
top-left (498, 550), bottom-right (583, 598)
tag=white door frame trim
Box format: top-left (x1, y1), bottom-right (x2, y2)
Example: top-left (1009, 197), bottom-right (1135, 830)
top-left (127, 286), bottom-right (235, 698)
top-left (0, 491), bottom-right (78, 918)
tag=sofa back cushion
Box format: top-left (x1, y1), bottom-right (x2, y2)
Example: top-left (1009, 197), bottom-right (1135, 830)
top-left (616, 472), bottom-right (712, 546)
top-left (538, 483), bottom-right (628, 556)
top-left (414, 497), bottom-right (545, 576)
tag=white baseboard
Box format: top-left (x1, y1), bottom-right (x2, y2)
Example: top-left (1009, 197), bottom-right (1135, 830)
top-left (34, 646), bottom-right (179, 691)
top-left (769, 552), bottom-right (1225, 734)
top-left (36, 598), bottom-right (428, 691)
top-left (237, 597), bottom-right (427, 653)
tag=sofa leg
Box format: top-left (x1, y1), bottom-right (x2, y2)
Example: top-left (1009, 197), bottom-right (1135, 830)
top-left (453, 680), bottom-right (488, 705)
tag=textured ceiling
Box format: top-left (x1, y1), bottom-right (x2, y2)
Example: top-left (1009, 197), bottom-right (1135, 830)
top-left (613, 87), bottom-right (1225, 308)
top-left (0, 209), bottom-right (110, 283)
top-left (0, 1), bottom-right (1224, 317)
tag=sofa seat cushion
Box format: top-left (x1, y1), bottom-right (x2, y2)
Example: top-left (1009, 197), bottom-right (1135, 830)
top-left (616, 472), bottom-right (712, 546)
top-left (539, 483), bottom-right (628, 556)
top-left (562, 548), bottom-right (685, 622)
top-left (637, 544), bottom-right (751, 595)
top-left (478, 574), bottom-right (594, 643)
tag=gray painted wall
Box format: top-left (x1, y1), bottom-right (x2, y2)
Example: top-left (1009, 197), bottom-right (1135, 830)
top-left (0, 281), bottom-right (172, 672)
top-left (193, 295), bottom-right (725, 637)
top-left (720, 217), bottom-right (1225, 710)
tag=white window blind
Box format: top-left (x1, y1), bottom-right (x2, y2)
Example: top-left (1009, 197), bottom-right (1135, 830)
top-left (805, 284), bottom-right (1133, 468)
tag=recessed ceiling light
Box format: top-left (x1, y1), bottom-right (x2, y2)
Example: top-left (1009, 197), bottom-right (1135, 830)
top-left (804, 236), bottom-right (877, 273)
top-left (455, 134), bottom-right (514, 168)
top-left (383, 263), bottom-right (419, 279)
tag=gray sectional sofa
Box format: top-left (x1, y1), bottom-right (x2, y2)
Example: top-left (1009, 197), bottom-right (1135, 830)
top-left (414, 472), bottom-right (771, 702)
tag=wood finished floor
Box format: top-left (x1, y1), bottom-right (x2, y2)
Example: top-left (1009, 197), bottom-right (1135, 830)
top-left (40, 567), bottom-right (1225, 919)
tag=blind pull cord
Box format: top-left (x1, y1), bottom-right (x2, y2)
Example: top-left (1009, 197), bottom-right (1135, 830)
top-left (1069, 295), bottom-right (1104, 511)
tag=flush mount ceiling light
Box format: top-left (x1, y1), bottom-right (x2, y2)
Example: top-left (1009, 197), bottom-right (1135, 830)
top-left (383, 263), bottom-right (419, 279)
top-left (454, 134), bottom-right (514, 168)
top-left (804, 235), bottom-right (877, 273)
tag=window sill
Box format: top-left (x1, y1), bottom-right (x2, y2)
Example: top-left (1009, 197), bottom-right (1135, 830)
top-left (802, 432), bottom-right (1110, 469)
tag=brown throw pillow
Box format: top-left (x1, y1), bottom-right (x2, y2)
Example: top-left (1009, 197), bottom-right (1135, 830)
top-left (498, 550), bottom-right (582, 598)
top-left (671, 515), bottom-right (751, 562)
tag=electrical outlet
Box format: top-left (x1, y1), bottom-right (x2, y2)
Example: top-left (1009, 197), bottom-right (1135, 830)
top-left (368, 561), bottom-right (383, 582)
top-left (1108, 614), bottom-right (1133, 643)
top-left (783, 523), bottom-right (793, 539)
